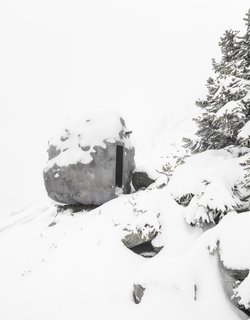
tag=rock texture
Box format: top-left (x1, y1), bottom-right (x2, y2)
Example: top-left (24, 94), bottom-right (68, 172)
top-left (122, 224), bottom-right (158, 249)
top-left (219, 256), bottom-right (250, 317)
top-left (43, 112), bottom-right (135, 205)
top-left (133, 284), bottom-right (145, 304)
top-left (132, 171), bottom-right (155, 191)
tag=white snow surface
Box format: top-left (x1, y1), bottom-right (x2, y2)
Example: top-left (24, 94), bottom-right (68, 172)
top-left (2, 127), bottom-right (250, 319)
top-left (0, 184), bottom-right (249, 319)
top-left (44, 111), bottom-right (132, 171)
top-left (134, 113), bottom-right (195, 180)
top-left (168, 148), bottom-right (243, 199)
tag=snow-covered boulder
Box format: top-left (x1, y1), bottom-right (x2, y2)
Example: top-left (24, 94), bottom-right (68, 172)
top-left (131, 210), bottom-right (250, 317)
top-left (207, 211), bottom-right (250, 313)
top-left (43, 112), bottom-right (135, 205)
top-left (122, 222), bottom-right (159, 249)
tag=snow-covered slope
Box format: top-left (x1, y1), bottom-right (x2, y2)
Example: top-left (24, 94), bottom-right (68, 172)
top-left (0, 179), bottom-right (249, 319)
top-left (2, 112), bottom-right (250, 319)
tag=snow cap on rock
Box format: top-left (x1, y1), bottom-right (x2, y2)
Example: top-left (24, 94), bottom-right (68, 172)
top-left (45, 111), bottom-right (133, 171)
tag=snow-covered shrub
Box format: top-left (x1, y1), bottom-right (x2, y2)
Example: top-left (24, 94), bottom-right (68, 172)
top-left (144, 145), bottom-right (191, 193)
top-left (134, 136), bottom-right (191, 193)
top-left (168, 148), bottom-right (250, 226)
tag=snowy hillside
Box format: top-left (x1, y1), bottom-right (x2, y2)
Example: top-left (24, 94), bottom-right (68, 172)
top-left (1, 145), bottom-right (250, 319)
top-left (2, 3), bottom-right (250, 319)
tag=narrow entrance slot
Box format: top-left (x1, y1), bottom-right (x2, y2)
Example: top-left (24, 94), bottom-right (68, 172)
top-left (115, 145), bottom-right (124, 188)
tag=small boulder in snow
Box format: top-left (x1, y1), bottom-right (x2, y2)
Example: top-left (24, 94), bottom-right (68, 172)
top-left (122, 223), bottom-right (158, 249)
top-left (133, 284), bottom-right (145, 304)
top-left (132, 171), bottom-right (155, 191)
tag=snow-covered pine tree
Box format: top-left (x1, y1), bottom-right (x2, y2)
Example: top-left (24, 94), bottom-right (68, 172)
top-left (184, 10), bottom-right (250, 153)
top-left (178, 10), bottom-right (250, 227)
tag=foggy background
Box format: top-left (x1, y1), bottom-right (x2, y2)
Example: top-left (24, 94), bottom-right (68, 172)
top-left (0, 0), bottom-right (249, 213)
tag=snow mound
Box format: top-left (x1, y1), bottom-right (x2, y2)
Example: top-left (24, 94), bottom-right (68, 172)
top-left (0, 186), bottom-right (204, 320)
top-left (132, 210), bottom-right (250, 320)
top-left (3, 129), bottom-right (250, 320)
top-left (206, 211), bottom-right (250, 311)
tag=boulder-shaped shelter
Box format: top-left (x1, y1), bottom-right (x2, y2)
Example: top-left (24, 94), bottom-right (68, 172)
top-left (43, 112), bottom-right (135, 206)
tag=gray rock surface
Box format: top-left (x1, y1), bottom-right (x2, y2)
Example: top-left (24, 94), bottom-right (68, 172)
top-left (122, 224), bottom-right (158, 249)
top-left (132, 171), bottom-right (155, 191)
top-left (133, 284), bottom-right (145, 304)
top-left (219, 256), bottom-right (250, 316)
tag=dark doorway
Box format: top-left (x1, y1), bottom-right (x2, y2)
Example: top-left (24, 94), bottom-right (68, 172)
top-left (115, 145), bottom-right (124, 188)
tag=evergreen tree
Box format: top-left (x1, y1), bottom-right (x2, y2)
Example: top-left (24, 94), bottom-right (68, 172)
top-left (184, 10), bottom-right (250, 153)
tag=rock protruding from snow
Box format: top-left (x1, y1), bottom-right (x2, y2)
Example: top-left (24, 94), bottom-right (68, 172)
top-left (206, 211), bottom-right (250, 315)
top-left (113, 191), bottom-right (162, 251)
top-left (122, 223), bottom-right (158, 249)
top-left (43, 112), bottom-right (135, 205)
top-left (132, 171), bottom-right (155, 191)
top-left (133, 284), bottom-right (145, 304)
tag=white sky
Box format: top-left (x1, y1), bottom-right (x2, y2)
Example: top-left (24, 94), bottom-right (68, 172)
top-left (0, 0), bottom-right (249, 213)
